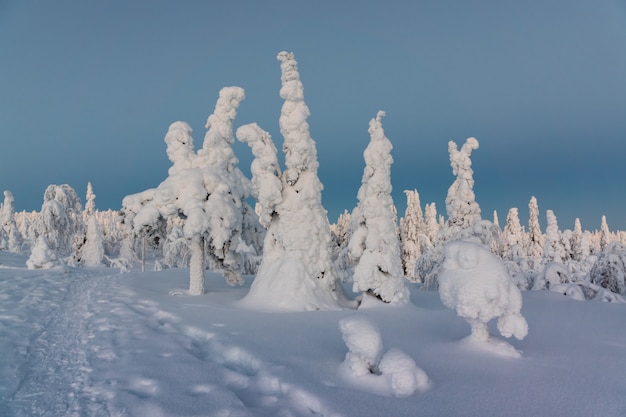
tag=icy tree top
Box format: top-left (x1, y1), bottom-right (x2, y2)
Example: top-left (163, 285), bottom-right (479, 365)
top-left (84, 182), bottom-right (96, 217)
top-left (359, 111), bottom-right (393, 196)
top-left (277, 51), bottom-right (319, 179)
top-left (446, 137), bottom-right (481, 228)
top-left (197, 86), bottom-right (245, 172)
top-left (165, 121), bottom-right (196, 174)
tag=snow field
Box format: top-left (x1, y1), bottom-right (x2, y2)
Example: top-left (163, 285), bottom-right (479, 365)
top-left (1, 251), bottom-right (626, 416)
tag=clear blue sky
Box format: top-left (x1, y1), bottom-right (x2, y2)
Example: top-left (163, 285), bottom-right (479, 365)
top-left (1, 0), bottom-right (625, 231)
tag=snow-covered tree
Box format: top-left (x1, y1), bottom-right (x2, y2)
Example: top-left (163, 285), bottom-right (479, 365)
top-left (84, 182), bottom-right (96, 220)
top-left (27, 184), bottom-right (84, 268)
top-left (400, 189), bottom-right (426, 281)
top-left (123, 87), bottom-right (261, 294)
top-left (543, 210), bottom-right (566, 263)
top-left (445, 137), bottom-right (481, 232)
top-left (423, 203), bottom-right (439, 247)
top-left (600, 215), bottom-right (611, 251)
top-left (237, 52), bottom-right (345, 311)
top-left (347, 111), bottom-right (409, 304)
top-left (80, 183), bottom-right (105, 266)
top-left (502, 207), bottom-right (524, 261)
top-left (589, 241), bottom-right (626, 296)
top-left (571, 218), bottom-right (584, 262)
top-left (527, 196), bottom-right (543, 259)
top-left (438, 240), bottom-right (528, 344)
top-left (1, 190), bottom-right (23, 253)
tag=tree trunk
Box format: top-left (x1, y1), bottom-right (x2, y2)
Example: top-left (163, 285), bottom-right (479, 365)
top-left (189, 235), bottom-right (205, 295)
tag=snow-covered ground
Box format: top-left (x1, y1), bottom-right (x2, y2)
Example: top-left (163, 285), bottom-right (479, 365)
top-left (1, 251), bottom-right (625, 417)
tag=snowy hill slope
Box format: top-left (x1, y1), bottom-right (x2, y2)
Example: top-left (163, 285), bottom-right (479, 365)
top-left (1, 251), bottom-right (625, 417)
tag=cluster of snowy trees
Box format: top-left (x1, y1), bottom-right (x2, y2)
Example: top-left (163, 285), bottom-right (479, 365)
top-left (3, 51), bottom-right (626, 310)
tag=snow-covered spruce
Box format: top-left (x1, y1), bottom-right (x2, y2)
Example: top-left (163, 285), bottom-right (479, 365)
top-left (338, 316), bottom-right (429, 397)
top-left (1, 190), bottom-right (24, 254)
top-left (80, 183), bottom-right (105, 266)
top-left (445, 137), bottom-right (481, 231)
top-left (438, 240), bottom-right (528, 350)
top-left (348, 111), bottom-right (409, 304)
top-left (122, 87), bottom-right (262, 294)
top-left (237, 51), bottom-right (346, 311)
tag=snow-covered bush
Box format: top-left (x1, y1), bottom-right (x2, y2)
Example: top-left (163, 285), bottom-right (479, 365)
top-left (27, 184), bottom-right (84, 267)
top-left (589, 241), bottom-right (626, 296)
top-left (338, 316), bottom-right (429, 398)
top-left (26, 236), bottom-right (58, 269)
top-left (347, 111), bottom-right (409, 304)
top-left (438, 240), bottom-right (528, 343)
top-left (532, 261), bottom-right (571, 291)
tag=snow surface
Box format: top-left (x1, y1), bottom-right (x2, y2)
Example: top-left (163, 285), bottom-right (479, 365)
top-left (1, 251), bottom-right (626, 416)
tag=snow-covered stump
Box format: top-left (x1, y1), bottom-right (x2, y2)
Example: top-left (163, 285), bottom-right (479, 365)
top-left (338, 316), bottom-right (429, 397)
top-left (438, 240), bottom-right (528, 357)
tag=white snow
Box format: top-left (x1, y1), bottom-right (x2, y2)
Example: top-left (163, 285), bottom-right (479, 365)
top-left (2, 251), bottom-right (626, 416)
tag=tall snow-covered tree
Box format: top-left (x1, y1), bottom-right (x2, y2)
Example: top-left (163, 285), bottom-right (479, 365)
top-left (571, 218), bottom-right (584, 262)
top-left (400, 189), bottom-right (425, 280)
top-left (123, 87), bottom-right (261, 294)
top-left (1, 190), bottom-right (23, 253)
top-left (424, 203), bottom-right (439, 247)
top-left (80, 183), bottom-right (105, 266)
top-left (27, 184), bottom-right (85, 268)
top-left (236, 52), bottom-right (345, 311)
top-left (502, 208), bottom-right (524, 261)
top-left (84, 182), bottom-right (96, 220)
top-left (445, 137), bottom-right (481, 231)
top-left (543, 210), bottom-right (566, 263)
top-left (600, 215), bottom-right (611, 251)
top-left (347, 111), bottom-right (409, 304)
top-left (527, 196), bottom-right (543, 259)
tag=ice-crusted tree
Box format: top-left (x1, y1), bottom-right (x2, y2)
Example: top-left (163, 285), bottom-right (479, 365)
top-left (347, 111), bottom-right (409, 304)
top-left (543, 210), bottom-right (566, 263)
top-left (80, 183), bottom-right (105, 266)
top-left (424, 203), bottom-right (439, 247)
top-left (236, 52), bottom-right (345, 311)
top-left (27, 184), bottom-right (85, 268)
top-left (123, 87), bottom-right (261, 294)
top-left (527, 196), bottom-right (543, 259)
top-left (1, 190), bottom-right (23, 253)
top-left (600, 215), bottom-right (611, 251)
top-left (502, 208), bottom-right (524, 260)
top-left (445, 137), bottom-right (481, 232)
top-left (400, 189), bottom-right (426, 281)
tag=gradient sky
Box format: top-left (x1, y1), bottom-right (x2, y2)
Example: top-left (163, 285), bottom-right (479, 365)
top-left (1, 0), bottom-right (626, 231)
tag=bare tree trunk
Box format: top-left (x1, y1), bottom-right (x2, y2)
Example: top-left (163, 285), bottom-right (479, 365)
top-left (189, 235), bottom-right (205, 295)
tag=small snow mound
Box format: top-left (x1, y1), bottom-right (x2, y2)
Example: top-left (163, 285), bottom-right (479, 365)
top-left (238, 258), bottom-right (343, 311)
top-left (459, 335), bottom-right (523, 359)
top-left (379, 348), bottom-right (430, 397)
top-left (339, 316), bottom-right (383, 376)
top-left (338, 316), bottom-right (429, 397)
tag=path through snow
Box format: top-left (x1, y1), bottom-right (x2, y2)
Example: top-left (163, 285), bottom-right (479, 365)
top-left (0, 253), bottom-right (338, 417)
